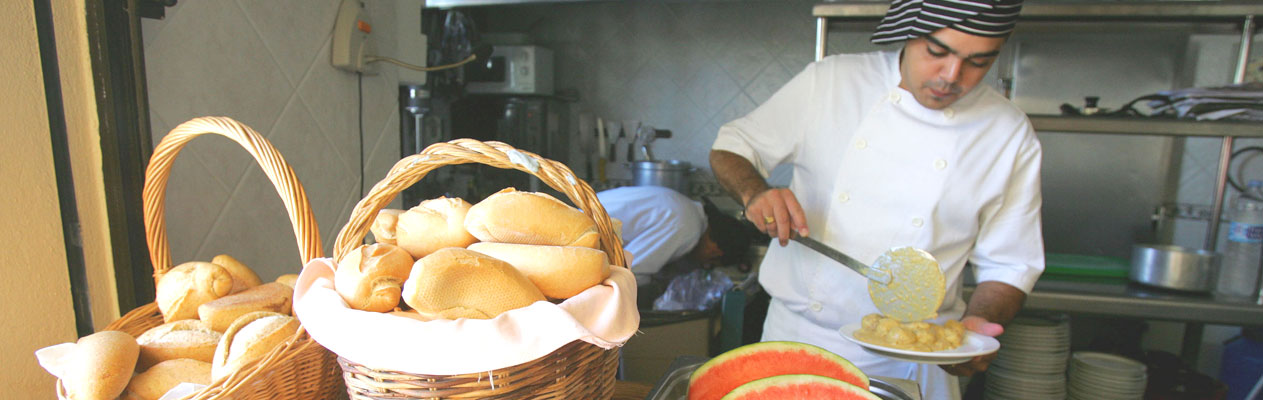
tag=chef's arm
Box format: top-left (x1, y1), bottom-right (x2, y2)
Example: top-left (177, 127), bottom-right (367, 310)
top-left (963, 280), bottom-right (1025, 325)
top-left (710, 150), bottom-right (808, 244)
top-left (710, 150), bottom-right (770, 206)
top-left (942, 280), bottom-right (1025, 376)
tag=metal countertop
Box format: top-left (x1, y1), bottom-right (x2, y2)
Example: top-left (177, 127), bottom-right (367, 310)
top-left (964, 278), bottom-right (1263, 326)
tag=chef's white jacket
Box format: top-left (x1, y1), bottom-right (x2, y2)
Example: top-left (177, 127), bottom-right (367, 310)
top-left (597, 186), bottom-right (707, 285)
top-left (712, 49), bottom-right (1045, 399)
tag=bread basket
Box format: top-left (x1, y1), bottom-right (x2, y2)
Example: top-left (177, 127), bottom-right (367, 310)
top-left (327, 139), bottom-right (630, 399)
top-left (91, 116), bottom-right (344, 399)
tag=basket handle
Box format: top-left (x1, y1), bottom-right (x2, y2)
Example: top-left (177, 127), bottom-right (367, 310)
top-left (145, 117), bottom-right (323, 280)
top-left (333, 139), bottom-right (628, 267)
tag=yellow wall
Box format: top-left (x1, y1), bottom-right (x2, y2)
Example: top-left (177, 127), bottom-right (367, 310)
top-left (0, 0), bottom-right (81, 397)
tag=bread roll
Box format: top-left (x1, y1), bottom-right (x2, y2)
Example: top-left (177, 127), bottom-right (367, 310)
top-left (335, 243), bottom-right (414, 312)
top-left (63, 330), bottom-right (139, 400)
top-left (464, 188), bottom-right (599, 248)
top-left (274, 274), bottom-right (299, 288)
top-left (211, 311), bottom-right (300, 382)
top-left (198, 282), bottom-right (293, 332)
top-left (402, 248), bottom-right (545, 320)
top-left (123, 358), bottom-right (211, 400)
top-left (370, 208), bottom-right (405, 245)
top-left (387, 309), bottom-right (435, 322)
top-left (135, 319), bottom-right (221, 371)
top-left (211, 254), bottom-right (263, 294)
top-left (395, 197), bottom-right (479, 259)
top-left (468, 242), bottom-right (611, 299)
top-left (155, 262), bottom-right (234, 322)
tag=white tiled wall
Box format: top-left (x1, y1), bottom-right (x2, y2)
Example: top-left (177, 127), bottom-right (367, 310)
top-left (142, 0), bottom-right (403, 280)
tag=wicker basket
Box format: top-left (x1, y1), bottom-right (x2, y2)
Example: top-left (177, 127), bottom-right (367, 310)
top-left (329, 139), bottom-right (630, 399)
top-left (91, 116), bottom-right (345, 399)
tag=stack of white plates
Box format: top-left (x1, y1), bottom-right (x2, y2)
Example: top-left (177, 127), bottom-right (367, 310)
top-left (1067, 351), bottom-right (1147, 400)
top-left (984, 315), bottom-right (1071, 400)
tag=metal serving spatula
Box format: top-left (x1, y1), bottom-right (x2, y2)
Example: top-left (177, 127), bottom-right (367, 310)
top-left (791, 236), bottom-right (945, 322)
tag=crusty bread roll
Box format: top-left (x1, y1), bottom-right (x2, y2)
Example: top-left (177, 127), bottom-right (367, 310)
top-left (396, 197), bottom-right (479, 259)
top-left (123, 358), bottom-right (211, 400)
top-left (198, 282), bottom-right (293, 332)
top-left (156, 262), bottom-right (234, 322)
top-left (335, 243), bottom-right (415, 312)
top-left (401, 248), bottom-right (545, 320)
top-left (274, 274), bottom-right (299, 288)
top-left (211, 254), bottom-right (262, 294)
top-left (370, 208), bottom-right (405, 245)
top-left (467, 242), bottom-right (611, 299)
top-left (464, 188), bottom-right (599, 248)
top-left (63, 330), bottom-right (139, 400)
top-left (211, 311), bottom-right (300, 382)
top-left (135, 319), bottom-right (221, 371)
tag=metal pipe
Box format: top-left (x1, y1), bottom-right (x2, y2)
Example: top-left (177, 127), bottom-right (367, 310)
top-left (816, 17), bottom-right (827, 61)
top-left (1205, 16), bottom-right (1256, 251)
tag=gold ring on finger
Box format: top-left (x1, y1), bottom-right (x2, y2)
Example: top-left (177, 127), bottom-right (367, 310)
top-left (764, 216), bottom-right (775, 224)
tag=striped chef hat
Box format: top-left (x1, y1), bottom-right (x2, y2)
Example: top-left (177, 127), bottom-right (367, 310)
top-left (870, 0), bottom-right (1023, 45)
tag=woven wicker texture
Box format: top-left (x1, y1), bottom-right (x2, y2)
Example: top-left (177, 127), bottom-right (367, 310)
top-left (99, 117), bottom-right (345, 399)
top-left (331, 139), bottom-right (628, 399)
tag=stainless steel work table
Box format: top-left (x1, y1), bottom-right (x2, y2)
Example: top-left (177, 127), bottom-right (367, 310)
top-left (964, 278), bottom-right (1263, 364)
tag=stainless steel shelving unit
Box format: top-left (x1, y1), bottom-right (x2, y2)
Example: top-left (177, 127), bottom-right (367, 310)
top-left (814, 1), bottom-right (1263, 365)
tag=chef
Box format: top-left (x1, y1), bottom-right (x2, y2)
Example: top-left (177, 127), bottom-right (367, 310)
top-left (708, 0), bottom-right (1044, 398)
top-left (597, 185), bottom-right (751, 309)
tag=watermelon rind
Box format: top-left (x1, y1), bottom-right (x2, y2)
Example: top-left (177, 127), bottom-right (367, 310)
top-left (687, 341), bottom-right (868, 400)
top-left (720, 374), bottom-right (882, 400)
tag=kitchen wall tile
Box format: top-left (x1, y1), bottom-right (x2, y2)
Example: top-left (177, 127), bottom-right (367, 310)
top-left (197, 168), bottom-right (304, 280)
top-left (744, 60), bottom-right (792, 105)
top-left (235, 0), bottom-right (340, 87)
top-left (144, 0), bottom-right (400, 282)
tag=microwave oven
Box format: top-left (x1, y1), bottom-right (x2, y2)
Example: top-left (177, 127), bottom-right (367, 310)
top-left (464, 45), bottom-right (554, 95)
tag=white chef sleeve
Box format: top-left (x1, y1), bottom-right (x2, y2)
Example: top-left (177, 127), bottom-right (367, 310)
top-left (711, 62), bottom-right (817, 178)
top-left (971, 126), bottom-right (1046, 294)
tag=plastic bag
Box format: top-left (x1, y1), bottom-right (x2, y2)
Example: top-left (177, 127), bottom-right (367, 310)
top-left (653, 269), bottom-right (733, 312)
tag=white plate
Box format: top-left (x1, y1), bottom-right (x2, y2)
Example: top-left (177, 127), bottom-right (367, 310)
top-left (838, 322), bottom-right (1001, 365)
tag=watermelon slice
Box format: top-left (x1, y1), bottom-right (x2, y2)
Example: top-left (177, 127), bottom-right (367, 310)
top-left (720, 374), bottom-right (881, 400)
top-left (688, 341), bottom-right (869, 400)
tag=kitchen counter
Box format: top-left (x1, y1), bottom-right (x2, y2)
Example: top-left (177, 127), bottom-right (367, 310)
top-left (963, 277), bottom-right (1263, 326)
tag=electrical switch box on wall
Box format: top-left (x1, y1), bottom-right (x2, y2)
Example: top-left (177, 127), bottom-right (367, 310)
top-left (332, 0), bottom-right (375, 74)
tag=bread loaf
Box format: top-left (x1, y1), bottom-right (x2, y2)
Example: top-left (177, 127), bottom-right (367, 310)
top-left (135, 319), bottom-right (221, 371)
top-left (335, 243), bottom-right (415, 312)
top-left (464, 188), bottom-right (599, 248)
top-left (370, 208), bottom-right (405, 245)
top-left (63, 330), bottom-right (138, 400)
top-left (155, 262), bottom-right (234, 322)
top-left (274, 273), bottom-right (298, 288)
top-left (468, 242), bottom-right (611, 299)
top-left (396, 197), bottom-right (479, 259)
top-left (211, 311), bottom-right (300, 382)
top-left (198, 282), bottom-right (293, 332)
top-left (211, 254), bottom-right (262, 294)
top-left (401, 248), bottom-right (545, 320)
top-left (123, 358), bottom-right (211, 400)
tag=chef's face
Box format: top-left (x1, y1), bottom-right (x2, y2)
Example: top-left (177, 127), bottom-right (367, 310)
top-left (690, 230), bottom-right (724, 267)
top-left (899, 28), bottom-right (1006, 110)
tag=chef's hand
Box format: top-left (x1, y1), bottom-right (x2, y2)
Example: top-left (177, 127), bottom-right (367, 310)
top-left (940, 316), bottom-right (1003, 377)
top-left (744, 187), bottom-right (808, 246)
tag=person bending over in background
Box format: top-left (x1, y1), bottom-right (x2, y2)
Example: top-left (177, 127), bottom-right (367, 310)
top-left (597, 185), bottom-right (752, 309)
top-left (708, 0), bottom-right (1045, 398)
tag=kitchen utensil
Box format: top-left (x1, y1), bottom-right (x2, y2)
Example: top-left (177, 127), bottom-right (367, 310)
top-left (630, 159), bottom-right (693, 194)
top-left (791, 236), bottom-right (945, 322)
top-left (1129, 244), bottom-right (1219, 292)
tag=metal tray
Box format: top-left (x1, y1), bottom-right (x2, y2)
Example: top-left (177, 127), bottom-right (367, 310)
top-left (644, 355), bottom-right (920, 400)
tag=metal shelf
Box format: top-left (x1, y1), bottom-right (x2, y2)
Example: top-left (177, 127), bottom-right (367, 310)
top-left (1029, 115), bottom-right (1263, 138)
top-left (814, 1), bottom-right (1263, 21)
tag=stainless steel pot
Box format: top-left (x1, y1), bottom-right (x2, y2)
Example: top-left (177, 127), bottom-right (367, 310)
top-left (1129, 244), bottom-right (1220, 292)
top-left (631, 160), bottom-right (692, 194)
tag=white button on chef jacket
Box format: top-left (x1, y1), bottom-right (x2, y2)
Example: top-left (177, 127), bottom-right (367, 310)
top-left (713, 49), bottom-right (1044, 400)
